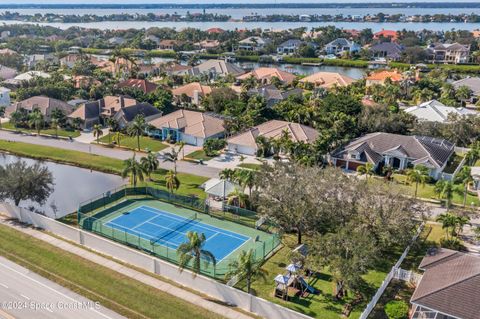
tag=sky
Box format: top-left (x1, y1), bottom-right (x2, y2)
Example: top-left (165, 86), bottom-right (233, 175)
top-left (4, 0), bottom-right (480, 3)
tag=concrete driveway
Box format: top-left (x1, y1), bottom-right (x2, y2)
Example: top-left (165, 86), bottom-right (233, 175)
top-left (74, 128), bottom-right (110, 144)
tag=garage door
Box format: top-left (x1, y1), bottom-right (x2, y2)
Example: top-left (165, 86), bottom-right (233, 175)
top-left (228, 143), bottom-right (256, 156)
top-left (180, 133), bottom-right (197, 146)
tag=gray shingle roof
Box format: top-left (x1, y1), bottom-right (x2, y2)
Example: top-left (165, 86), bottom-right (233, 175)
top-left (331, 132), bottom-right (454, 169)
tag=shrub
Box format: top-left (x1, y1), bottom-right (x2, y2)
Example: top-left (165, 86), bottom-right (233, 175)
top-left (384, 300), bottom-right (409, 319)
top-left (203, 138), bottom-right (226, 156)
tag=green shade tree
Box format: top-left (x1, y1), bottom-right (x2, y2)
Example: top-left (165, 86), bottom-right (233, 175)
top-left (225, 249), bottom-right (268, 294)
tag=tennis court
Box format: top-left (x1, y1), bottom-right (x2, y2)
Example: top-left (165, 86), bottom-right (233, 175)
top-left (105, 205), bottom-right (250, 262)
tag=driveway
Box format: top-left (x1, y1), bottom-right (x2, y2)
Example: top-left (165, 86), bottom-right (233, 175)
top-left (74, 128), bottom-right (110, 144)
top-left (0, 130), bottom-right (220, 178)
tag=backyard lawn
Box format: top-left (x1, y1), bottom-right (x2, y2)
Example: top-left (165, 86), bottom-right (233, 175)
top-left (1, 122), bottom-right (81, 138)
top-left (243, 236), bottom-right (391, 319)
top-left (98, 133), bottom-right (168, 152)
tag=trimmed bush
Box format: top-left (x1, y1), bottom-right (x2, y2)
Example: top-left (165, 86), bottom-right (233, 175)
top-left (385, 300), bottom-right (409, 319)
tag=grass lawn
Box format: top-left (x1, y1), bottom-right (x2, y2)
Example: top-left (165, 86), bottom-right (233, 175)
top-left (0, 140), bottom-right (208, 199)
top-left (390, 174), bottom-right (480, 207)
top-left (0, 223), bottom-right (223, 319)
top-left (2, 122), bottom-right (81, 138)
top-left (237, 163), bottom-right (263, 170)
top-left (184, 149), bottom-right (216, 162)
top-left (475, 159), bottom-right (480, 166)
top-left (98, 133), bottom-right (168, 152)
top-left (243, 236), bottom-right (389, 319)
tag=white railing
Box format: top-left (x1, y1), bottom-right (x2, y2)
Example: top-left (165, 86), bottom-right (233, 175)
top-left (358, 222), bottom-right (424, 319)
top-left (394, 268), bottom-right (422, 285)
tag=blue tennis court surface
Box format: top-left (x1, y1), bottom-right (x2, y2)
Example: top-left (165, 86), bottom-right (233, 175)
top-left (105, 205), bottom-right (250, 262)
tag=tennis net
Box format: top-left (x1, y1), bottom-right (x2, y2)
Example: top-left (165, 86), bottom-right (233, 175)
top-left (150, 212), bottom-right (197, 245)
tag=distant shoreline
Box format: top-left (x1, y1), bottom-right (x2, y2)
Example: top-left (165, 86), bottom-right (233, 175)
top-left (2, 3), bottom-right (480, 10)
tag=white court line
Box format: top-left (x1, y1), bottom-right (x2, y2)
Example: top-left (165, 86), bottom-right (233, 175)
top-left (139, 206), bottom-right (250, 242)
top-left (0, 282), bottom-right (8, 288)
top-left (216, 237), bottom-right (253, 264)
top-left (0, 259), bottom-right (114, 319)
top-left (20, 294), bottom-right (30, 300)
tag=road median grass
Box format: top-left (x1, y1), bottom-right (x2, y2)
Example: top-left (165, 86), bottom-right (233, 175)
top-left (1, 122), bottom-right (81, 138)
top-left (0, 223), bottom-right (223, 319)
top-left (97, 133), bottom-right (169, 152)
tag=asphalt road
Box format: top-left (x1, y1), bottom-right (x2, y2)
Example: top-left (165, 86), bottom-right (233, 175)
top-left (0, 130), bottom-right (220, 178)
top-left (0, 256), bottom-right (125, 319)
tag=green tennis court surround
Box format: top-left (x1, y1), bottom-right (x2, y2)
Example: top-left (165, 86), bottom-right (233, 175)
top-left (77, 186), bottom-right (280, 280)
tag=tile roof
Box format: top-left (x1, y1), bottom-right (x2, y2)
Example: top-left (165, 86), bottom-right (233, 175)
top-left (331, 132), bottom-right (454, 169)
top-left (171, 82), bottom-right (212, 98)
top-left (116, 79), bottom-right (158, 94)
top-left (412, 249), bottom-right (480, 319)
top-left (184, 60), bottom-right (245, 77)
top-left (116, 103), bottom-right (160, 123)
top-left (148, 109), bottom-right (225, 138)
top-left (237, 67), bottom-right (297, 85)
top-left (10, 96), bottom-right (73, 116)
top-left (366, 70), bottom-right (403, 82)
top-left (227, 120), bottom-right (319, 148)
top-left (299, 72), bottom-right (356, 88)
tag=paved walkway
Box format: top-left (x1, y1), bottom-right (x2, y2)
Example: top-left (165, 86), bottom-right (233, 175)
top-left (0, 130), bottom-right (220, 178)
top-left (0, 218), bottom-right (253, 319)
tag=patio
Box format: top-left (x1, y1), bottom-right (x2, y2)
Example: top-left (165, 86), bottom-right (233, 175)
top-left (206, 152), bottom-right (273, 169)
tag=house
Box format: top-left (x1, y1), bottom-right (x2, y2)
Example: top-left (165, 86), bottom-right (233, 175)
top-left (201, 178), bottom-right (241, 200)
top-left (427, 43), bottom-right (470, 64)
top-left (0, 48), bottom-right (17, 55)
top-left (471, 167), bottom-right (480, 190)
top-left (112, 103), bottom-right (161, 129)
top-left (277, 39), bottom-right (304, 55)
top-left (194, 40), bottom-right (221, 51)
top-left (7, 96), bottom-right (73, 121)
top-left (369, 42), bottom-right (405, 61)
top-left (365, 70), bottom-right (403, 86)
top-left (158, 40), bottom-right (181, 50)
top-left (404, 100), bottom-right (478, 123)
top-left (108, 37), bottom-right (126, 46)
top-left (227, 120), bottom-right (319, 156)
top-left (25, 54), bottom-right (58, 69)
top-left (410, 248), bottom-right (480, 319)
top-left (373, 29), bottom-right (398, 41)
top-left (68, 95), bottom-right (138, 129)
top-left (147, 109), bottom-right (225, 146)
top-left (60, 54), bottom-right (82, 69)
top-left (330, 132), bottom-right (455, 178)
top-left (0, 65), bottom-right (17, 80)
top-left (179, 59), bottom-right (245, 78)
top-left (324, 38), bottom-right (361, 55)
top-left (171, 82), bottom-right (212, 106)
top-left (247, 85), bottom-right (303, 108)
top-left (237, 67), bottom-right (297, 86)
top-left (206, 28), bottom-right (225, 34)
top-left (72, 75), bottom-right (101, 89)
top-left (144, 34), bottom-right (161, 45)
top-left (12, 71), bottom-right (51, 82)
top-left (162, 63), bottom-right (191, 76)
top-left (238, 37), bottom-right (271, 51)
top-left (0, 87), bottom-right (10, 106)
top-left (116, 79), bottom-right (158, 94)
top-left (299, 72), bottom-right (356, 89)
top-left (452, 77), bottom-right (480, 97)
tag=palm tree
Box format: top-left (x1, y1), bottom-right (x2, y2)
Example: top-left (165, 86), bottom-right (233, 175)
top-left (0, 106), bottom-right (5, 129)
top-left (225, 249), bottom-right (268, 294)
top-left (106, 118), bottom-right (118, 143)
top-left (356, 162), bottom-right (375, 182)
top-left (93, 124), bottom-right (103, 144)
top-left (227, 189), bottom-right (248, 208)
top-left (235, 169), bottom-right (256, 198)
top-left (436, 212), bottom-right (457, 240)
top-left (456, 166), bottom-right (474, 207)
top-left (435, 179), bottom-right (454, 208)
top-left (28, 109), bottom-right (44, 136)
top-left (165, 170), bottom-right (180, 193)
top-left (177, 231), bottom-right (216, 276)
top-left (241, 75), bottom-right (257, 91)
top-left (127, 114), bottom-right (146, 151)
top-left (255, 136), bottom-right (271, 158)
top-left (163, 145), bottom-right (183, 175)
top-left (140, 151), bottom-right (159, 180)
top-left (406, 165), bottom-right (430, 198)
top-left (121, 155), bottom-right (146, 188)
top-left (50, 117), bottom-right (60, 138)
top-left (113, 131), bottom-right (122, 147)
